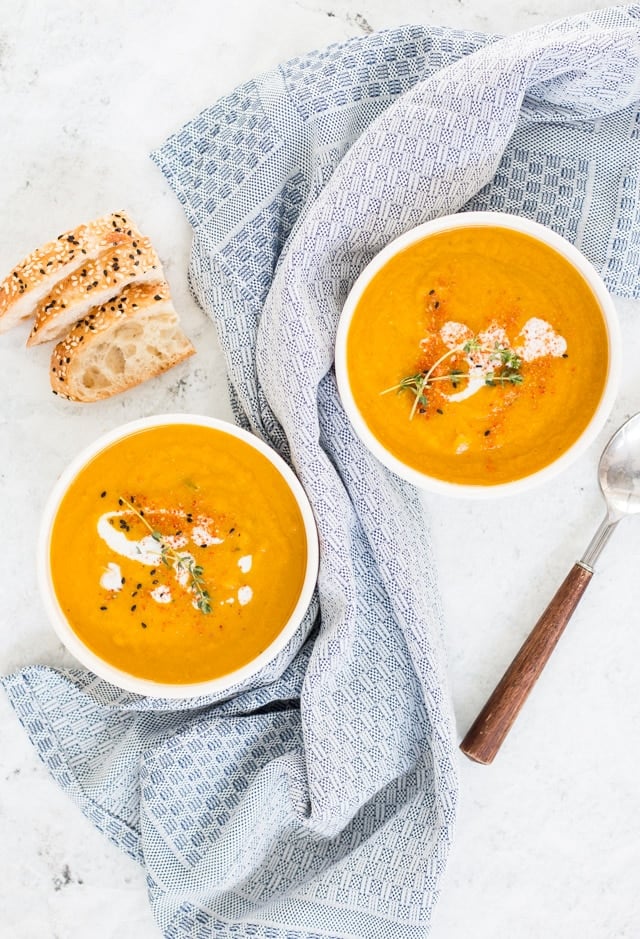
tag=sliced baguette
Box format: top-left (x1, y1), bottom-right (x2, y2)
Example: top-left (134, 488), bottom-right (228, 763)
top-left (28, 237), bottom-right (162, 346)
top-left (50, 281), bottom-right (195, 402)
top-left (0, 211), bottom-right (140, 333)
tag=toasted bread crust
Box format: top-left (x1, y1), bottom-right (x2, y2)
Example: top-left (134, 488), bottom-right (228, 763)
top-left (0, 211), bottom-right (138, 332)
top-left (50, 281), bottom-right (195, 402)
top-left (28, 237), bottom-right (161, 346)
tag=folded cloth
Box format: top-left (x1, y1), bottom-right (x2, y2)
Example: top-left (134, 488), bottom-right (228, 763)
top-left (3, 7), bottom-right (640, 938)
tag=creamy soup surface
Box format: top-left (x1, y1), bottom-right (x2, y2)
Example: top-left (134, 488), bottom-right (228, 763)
top-left (346, 226), bottom-right (609, 484)
top-left (50, 425), bottom-right (308, 683)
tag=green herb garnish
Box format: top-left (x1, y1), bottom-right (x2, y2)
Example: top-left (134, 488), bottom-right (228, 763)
top-left (119, 496), bottom-right (213, 614)
top-left (381, 336), bottom-right (524, 419)
top-left (484, 344), bottom-right (523, 386)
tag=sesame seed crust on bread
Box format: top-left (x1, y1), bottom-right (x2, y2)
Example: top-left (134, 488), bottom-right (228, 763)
top-left (27, 236), bottom-right (162, 346)
top-left (0, 211), bottom-right (138, 334)
top-left (50, 281), bottom-right (195, 402)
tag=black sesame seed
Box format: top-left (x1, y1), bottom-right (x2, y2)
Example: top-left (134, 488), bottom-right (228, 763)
top-left (484, 429), bottom-right (491, 436)
top-left (100, 605), bottom-right (107, 611)
top-left (136, 583), bottom-right (142, 590)
top-left (101, 491), bottom-right (107, 498)
top-left (428, 288), bottom-right (435, 295)
top-left (131, 604), bottom-right (137, 612)
top-left (153, 295), bottom-right (161, 301)
top-left (150, 568), bottom-right (157, 575)
top-left (141, 622), bottom-right (147, 629)
top-left (562, 353), bottom-right (569, 359)
top-left (436, 408), bottom-right (444, 415)
top-left (121, 576), bottom-right (126, 585)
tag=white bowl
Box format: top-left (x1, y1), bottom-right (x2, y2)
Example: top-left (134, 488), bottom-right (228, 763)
top-left (335, 212), bottom-right (621, 498)
top-left (39, 414), bottom-right (319, 698)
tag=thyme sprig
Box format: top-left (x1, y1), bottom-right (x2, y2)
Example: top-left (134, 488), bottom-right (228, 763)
top-left (381, 336), bottom-right (524, 419)
top-left (119, 496), bottom-right (213, 614)
top-left (484, 345), bottom-right (524, 386)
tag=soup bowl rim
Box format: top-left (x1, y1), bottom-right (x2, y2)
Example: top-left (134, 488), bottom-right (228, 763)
top-left (38, 413), bottom-right (319, 698)
top-left (334, 210), bottom-right (622, 498)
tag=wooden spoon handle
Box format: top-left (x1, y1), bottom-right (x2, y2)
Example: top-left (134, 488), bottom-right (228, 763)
top-left (460, 562), bottom-right (593, 764)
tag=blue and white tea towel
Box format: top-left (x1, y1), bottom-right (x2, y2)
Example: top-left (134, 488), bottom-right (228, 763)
top-left (4, 7), bottom-right (640, 938)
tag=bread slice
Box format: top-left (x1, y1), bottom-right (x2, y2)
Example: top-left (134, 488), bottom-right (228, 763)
top-left (28, 237), bottom-right (162, 346)
top-left (0, 211), bottom-right (139, 333)
top-left (50, 281), bottom-right (195, 402)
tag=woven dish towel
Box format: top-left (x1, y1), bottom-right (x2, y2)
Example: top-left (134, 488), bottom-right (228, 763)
top-left (4, 7), bottom-right (640, 938)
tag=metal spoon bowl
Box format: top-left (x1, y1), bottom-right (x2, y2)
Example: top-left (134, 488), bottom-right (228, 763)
top-left (596, 409), bottom-right (640, 516)
top-left (460, 411), bottom-right (640, 764)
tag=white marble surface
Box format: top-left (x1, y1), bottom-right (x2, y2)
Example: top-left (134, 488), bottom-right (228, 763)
top-left (1, 1), bottom-right (638, 937)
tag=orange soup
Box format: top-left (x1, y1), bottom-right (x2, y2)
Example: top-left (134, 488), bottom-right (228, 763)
top-left (346, 226), bottom-right (609, 485)
top-left (49, 424), bottom-right (308, 684)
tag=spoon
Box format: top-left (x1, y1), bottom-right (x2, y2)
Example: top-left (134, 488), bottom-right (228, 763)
top-left (460, 411), bottom-right (640, 764)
